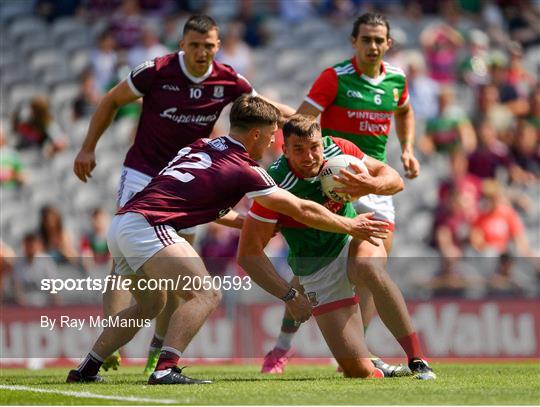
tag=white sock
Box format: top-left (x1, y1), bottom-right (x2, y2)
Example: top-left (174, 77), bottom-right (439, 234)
top-left (160, 346), bottom-right (182, 358)
top-left (275, 332), bottom-right (295, 350)
top-left (89, 350), bottom-right (104, 362)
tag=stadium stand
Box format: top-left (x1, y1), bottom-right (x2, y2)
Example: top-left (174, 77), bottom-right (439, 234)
top-left (1, 1), bottom-right (538, 306)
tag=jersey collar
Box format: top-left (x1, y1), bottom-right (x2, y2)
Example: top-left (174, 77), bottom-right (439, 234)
top-left (224, 135), bottom-right (247, 151)
top-left (285, 158), bottom-right (321, 182)
top-left (178, 51), bottom-right (213, 83)
top-left (351, 57), bottom-right (387, 86)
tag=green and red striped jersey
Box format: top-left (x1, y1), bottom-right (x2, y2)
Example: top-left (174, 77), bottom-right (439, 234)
top-left (248, 136), bottom-right (364, 276)
top-left (305, 58), bottom-right (408, 163)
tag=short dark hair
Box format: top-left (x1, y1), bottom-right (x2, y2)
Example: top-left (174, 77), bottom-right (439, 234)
top-left (351, 12), bottom-right (390, 39)
top-left (183, 15), bottom-right (219, 36)
top-left (229, 95), bottom-right (280, 131)
top-left (282, 114), bottom-right (321, 142)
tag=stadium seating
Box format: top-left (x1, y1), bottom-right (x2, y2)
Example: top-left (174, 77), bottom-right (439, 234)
top-left (1, 10), bottom-right (538, 303)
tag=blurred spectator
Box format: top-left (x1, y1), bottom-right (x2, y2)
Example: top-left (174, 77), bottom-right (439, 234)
top-left (72, 68), bottom-right (101, 121)
top-left (438, 151), bottom-right (482, 217)
top-left (509, 120), bottom-right (540, 184)
top-left (433, 192), bottom-right (475, 259)
top-left (406, 53), bottom-right (440, 122)
top-left (384, 27), bottom-right (409, 69)
top-left (200, 223), bottom-right (239, 277)
top-left (485, 253), bottom-right (526, 297)
top-left (474, 83), bottom-right (514, 134)
top-left (127, 23), bottom-right (169, 68)
top-left (162, 13), bottom-right (186, 51)
top-left (504, 0), bottom-right (540, 49)
top-left (39, 205), bottom-right (79, 266)
top-left (458, 29), bottom-right (490, 87)
top-left (506, 42), bottom-right (537, 98)
top-left (80, 208), bottom-right (110, 268)
top-left (0, 240), bottom-right (15, 296)
top-left (237, 0), bottom-right (272, 47)
top-left (0, 125), bottom-right (26, 189)
top-left (420, 22), bottom-right (464, 83)
top-left (12, 233), bottom-right (59, 307)
top-left (12, 96), bottom-right (67, 157)
top-left (81, 0), bottom-right (122, 18)
top-left (526, 85), bottom-right (540, 130)
top-left (91, 30), bottom-right (118, 94)
top-left (320, 0), bottom-right (356, 25)
top-left (109, 0), bottom-right (145, 49)
top-left (470, 180), bottom-right (535, 257)
top-left (420, 85), bottom-right (477, 156)
top-left (481, 1), bottom-right (508, 48)
top-left (138, 0), bottom-right (176, 15)
top-left (35, 0), bottom-right (84, 21)
top-left (488, 53), bottom-right (529, 117)
top-left (216, 21), bottom-right (255, 80)
top-left (468, 120), bottom-right (511, 179)
top-left (437, 0), bottom-right (474, 33)
top-left (279, 0), bottom-right (316, 22)
top-left (424, 258), bottom-right (470, 298)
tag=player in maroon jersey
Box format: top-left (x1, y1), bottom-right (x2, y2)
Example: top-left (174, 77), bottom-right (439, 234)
top-left (67, 96), bottom-right (390, 385)
top-left (73, 15), bottom-right (295, 372)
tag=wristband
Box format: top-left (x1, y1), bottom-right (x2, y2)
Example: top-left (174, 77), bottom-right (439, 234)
top-left (281, 287), bottom-right (297, 302)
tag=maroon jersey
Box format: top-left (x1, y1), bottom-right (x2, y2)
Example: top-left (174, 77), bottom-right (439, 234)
top-left (118, 136), bottom-right (277, 230)
top-left (124, 51), bottom-right (255, 176)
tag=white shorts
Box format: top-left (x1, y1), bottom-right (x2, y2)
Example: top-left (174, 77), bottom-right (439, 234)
top-left (353, 194), bottom-right (395, 227)
top-left (299, 237), bottom-right (359, 316)
top-left (116, 166), bottom-right (197, 235)
top-left (107, 212), bottom-right (186, 275)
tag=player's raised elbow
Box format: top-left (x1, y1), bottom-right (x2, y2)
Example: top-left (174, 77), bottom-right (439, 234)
top-left (377, 167), bottom-right (404, 195)
top-left (385, 177), bottom-right (404, 195)
top-left (394, 176), bottom-right (405, 193)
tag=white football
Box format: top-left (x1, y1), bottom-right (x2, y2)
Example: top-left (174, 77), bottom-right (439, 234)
top-left (320, 154), bottom-right (368, 203)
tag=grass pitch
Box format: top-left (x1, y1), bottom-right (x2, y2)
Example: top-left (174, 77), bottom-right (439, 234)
top-left (1, 362), bottom-right (539, 405)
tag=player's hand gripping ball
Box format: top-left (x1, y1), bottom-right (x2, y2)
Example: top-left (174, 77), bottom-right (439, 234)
top-left (320, 154), bottom-right (368, 203)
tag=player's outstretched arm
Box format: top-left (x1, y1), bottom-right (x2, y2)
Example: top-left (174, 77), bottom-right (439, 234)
top-left (254, 188), bottom-right (388, 245)
top-left (256, 94), bottom-right (296, 127)
top-left (296, 101), bottom-right (322, 118)
top-left (395, 103), bottom-right (420, 179)
top-left (73, 80), bottom-right (139, 182)
top-left (334, 157), bottom-right (404, 197)
top-left (214, 209), bottom-right (245, 229)
top-left (237, 216), bottom-right (312, 322)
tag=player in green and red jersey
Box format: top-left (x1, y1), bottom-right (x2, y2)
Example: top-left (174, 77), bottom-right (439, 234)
top-left (242, 115), bottom-right (434, 379)
top-left (263, 13), bottom-right (427, 377)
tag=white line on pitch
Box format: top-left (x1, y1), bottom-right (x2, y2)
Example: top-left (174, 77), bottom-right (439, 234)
top-left (0, 385), bottom-right (179, 404)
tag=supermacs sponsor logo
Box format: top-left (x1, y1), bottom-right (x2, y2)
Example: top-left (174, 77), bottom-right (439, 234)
top-left (160, 108), bottom-right (217, 125)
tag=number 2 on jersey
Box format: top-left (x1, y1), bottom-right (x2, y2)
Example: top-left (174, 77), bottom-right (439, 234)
top-left (160, 147), bottom-right (211, 182)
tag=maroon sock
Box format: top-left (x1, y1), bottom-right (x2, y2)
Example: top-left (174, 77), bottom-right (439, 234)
top-left (78, 353), bottom-right (103, 377)
top-left (397, 332), bottom-right (424, 362)
top-left (155, 349), bottom-right (180, 371)
top-left (150, 334), bottom-right (164, 350)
